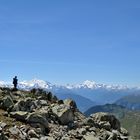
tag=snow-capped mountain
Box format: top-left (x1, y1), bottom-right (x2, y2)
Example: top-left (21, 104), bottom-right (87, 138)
top-left (18, 79), bottom-right (54, 90)
top-left (0, 79), bottom-right (133, 91)
top-left (0, 81), bottom-right (12, 88)
top-left (0, 79), bottom-right (140, 112)
top-left (71, 80), bottom-right (130, 90)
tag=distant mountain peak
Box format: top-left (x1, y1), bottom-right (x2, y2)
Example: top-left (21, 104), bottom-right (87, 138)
top-left (82, 80), bottom-right (96, 89)
top-left (83, 80), bottom-right (96, 85)
top-left (18, 78), bottom-right (54, 89)
top-left (0, 78), bottom-right (138, 91)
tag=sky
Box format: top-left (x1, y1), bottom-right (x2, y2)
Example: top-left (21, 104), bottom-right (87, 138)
top-left (0, 0), bottom-right (140, 86)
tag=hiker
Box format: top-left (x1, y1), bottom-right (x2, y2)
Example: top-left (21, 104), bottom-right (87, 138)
top-left (13, 76), bottom-right (18, 89)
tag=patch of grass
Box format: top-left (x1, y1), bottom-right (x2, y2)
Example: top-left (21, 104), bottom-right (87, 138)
top-left (120, 111), bottom-right (140, 140)
top-left (0, 109), bottom-right (26, 129)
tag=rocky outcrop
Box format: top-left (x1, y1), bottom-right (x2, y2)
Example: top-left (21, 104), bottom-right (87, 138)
top-left (12, 97), bottom-right (37, 112)
top-left (51, 104), bottom-right (74, 125)
top-left (90, 112), bottom-right (121, 130)
top-left (26, 112), bottom-right (49, 129)
top-left (0, 87), bottom-right (133, 140)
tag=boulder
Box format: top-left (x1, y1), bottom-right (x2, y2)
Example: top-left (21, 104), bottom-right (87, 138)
top-left (90, 112), bottom-right (121, 130)
top-left (64, 99), bottom-right (77, 109)
top-left (26, 112), bottom-right (48, 129)
top-left (13, 97), bottom-right (37, 112)
top-left (0, 96), bottom-right (14, 110)
top-left (35, 99), bottom-right (48, 107)
top-left (52, 104), bottom-right (74, 125)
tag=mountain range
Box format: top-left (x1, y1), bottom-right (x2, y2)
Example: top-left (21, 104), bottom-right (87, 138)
top-left (115, 94), bottom-right (140, 110)
top-left (1, 79), bottom-right (140, 112)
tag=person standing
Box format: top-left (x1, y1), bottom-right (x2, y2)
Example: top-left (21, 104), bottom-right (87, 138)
top-left (13, 76), bottom-right (18, 89)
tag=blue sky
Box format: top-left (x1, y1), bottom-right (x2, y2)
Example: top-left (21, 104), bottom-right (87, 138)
top-left (0, 0), bottom-right (140, 86)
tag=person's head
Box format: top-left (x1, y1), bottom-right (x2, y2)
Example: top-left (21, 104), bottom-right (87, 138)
top-left (15, 76), bottom-right (17, 79)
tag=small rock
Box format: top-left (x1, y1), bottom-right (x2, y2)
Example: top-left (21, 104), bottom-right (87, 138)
top-left (0, 132), bottom-right (8, 140)
top-left (0, 127), bottom-right (2, 132)
top-left (107, 132), bottom-right (117, 140)
top-left (64, 99), bottom-right (77, 109)
top-left (99, 121), bottom-right (111, 130)
top-left (89, 127), bottom-right (96, 132)
top-left (77, 128), bottom-right (86, 135)
top-left (9, 126), bottom-right (20, 135)
top-left (28, 129), bottom-right (39, 138)
top-left (0, 122), bottom-right (7, 128)
top-left (10, 111), bottom-right (28, 121)
top-left (83, 135), bottom-right (99, 140)
top-left (40, 136), bottom-right (55, 140)
top-left (19, 131), bottom-right (27, 140)
top-left (30, 138), bottom-right (39, 140)
top-left (120, 127), bottom-right (129, 136)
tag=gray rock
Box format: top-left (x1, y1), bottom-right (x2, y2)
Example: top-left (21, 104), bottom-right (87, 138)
top-left (64, 99), bottom-right (77, 109)
top-left (61, 136), bottom-right (70, 140)
top-left (28, 129), bottom-right (39, 138)
top-left (0, 127), bottom-right (2, 133)
top-left (88, 127), bottom-right (96, 132)
top-left (40, 136), bottom-right (55, 140)
top-left (77, 128), bottom-right (86, 135)
top-left (36, 100), bottom-right (48, 107)
top-left (0, 122), bottom-right (7, 128)
top-left (52, 104), bottom-right (74, 125)
top-left (26, 112), bottom-right (48, 129)
top-left (83, 135), bottom-right (99, 140)
top-left (90, 112), bottom-right (121, 130)
top-left (13, 97), bottom-right (37, 112)
top-left (30, 138), bottom-right (39, 140)
top-left (0, 89), bottom-right (3, 94)
top-left (19, 132), bottom-right (27, 140)
top-left (0, 132), bottom-right (8, 140)
top-left (9, 126), bottom-right (20, 135)
top-left (99, 131), bottom-right (110, 140)
top-left (74, 111), bottom-right (86, 121)
top-left (120, 135), bottom-right (129, 140)
top-left (1, 96), bottom-right (14, 110)
top-left (83, 118), bottom-right (96, 127)
top-left (120, 127), bottom-right (129, 136)
top-left (10, 111), bottom-right (28, 121)
top-left (107, 132), bottom-right (117, 140)
top-left (99, 121), bottom-right (111, 130)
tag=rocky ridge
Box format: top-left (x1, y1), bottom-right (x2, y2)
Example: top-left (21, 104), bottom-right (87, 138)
top-left (0, 87), bottom-right (132, 140)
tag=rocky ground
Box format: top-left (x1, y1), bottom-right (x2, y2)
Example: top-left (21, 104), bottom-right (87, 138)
top-left (0, 87), bottom-right (132, 140)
